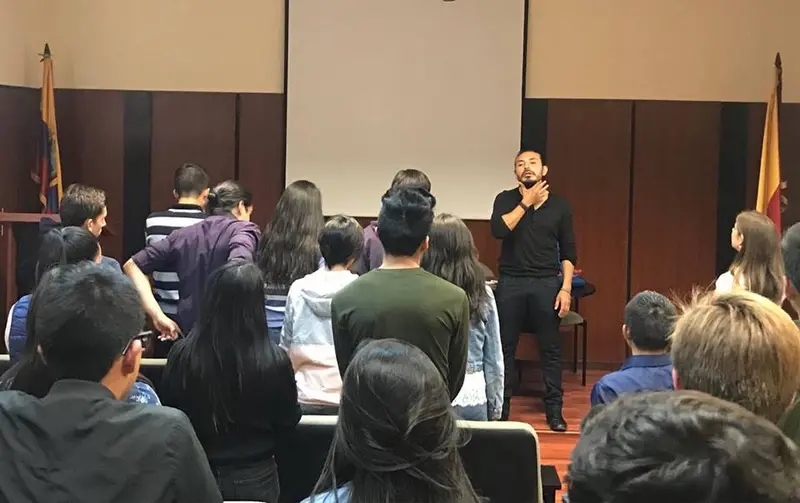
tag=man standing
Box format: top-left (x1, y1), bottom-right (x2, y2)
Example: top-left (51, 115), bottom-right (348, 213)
top-left (59, 183), bottom-right (121, 272)
top-left (490, 149), bottom-right (576, 430)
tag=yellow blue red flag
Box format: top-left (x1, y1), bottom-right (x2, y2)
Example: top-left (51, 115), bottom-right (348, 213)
top-left (31, 43), bottom-right (63, 214)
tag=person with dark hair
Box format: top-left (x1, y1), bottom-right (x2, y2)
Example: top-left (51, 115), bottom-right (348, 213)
top-left (332, 187), bottom-right (469, 399)
top-left (0, 263), bottom-right (221, 503)
top-left (490, 149), bottom-right (577, 430)
top-left (782, 222), bottom-right (800, 322)
top-left (282, 215), bottom-right (363, 415)
top-left (161, 262), bottom-right (300, 503)
top-left (5, 227), bottom-right (100, 361)
top-left (125, 180), bottom-right (260, 337)
top-left (590, 291), bottom-right (676, 406)
top-left (422, 213), bottom-right (504, 420)
top-left (58, 183), bottom-right (122, 272)
top-left (144, 163), bottom-right (209, 337)
top-left (567, 391), bottom-right (800, 503)
top-left (354, 168), bottom-right (432, 275)
top-left (257, 180), bottom-right (325, 343)
top-left (303, 339), bottom-right (481, 503)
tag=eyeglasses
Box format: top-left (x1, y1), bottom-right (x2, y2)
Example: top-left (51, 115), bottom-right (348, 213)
top-left (122, 330), bottom-right (153, 354)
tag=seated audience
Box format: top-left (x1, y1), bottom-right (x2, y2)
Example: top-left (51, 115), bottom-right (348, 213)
top-left (421, 213), bottom-right (503, 420)
top-left (125, 180), bottom-right (259, 337)
top-left (567, 391), bottom-right (800, 503)
top-left (782, 222), bottom-right (800, 324)
top-left (281, 215), bottom-right (363, 415)
top-left (5, 226), bottom-right (100, 361)
top-left (331, 187), bottom-right (469, 398)
top-left (144, 163), bottom-right (209, 320)
top-left (354, 168), bottom-right (432, 275)
top-left (0, 263), bottom-right (220, 502)
top-left (257, 180), bottom-right (324, 343)
top-left (671, 291), bottom-right (800, 443)
top-left (716, 210), bottom-right (785, 303)
top-left (59, 183), bottom-right (121, 271)
top-left (590, 290), bottom-right (676, 406)
top-left (161, 261), bottom-right (300, 503)
top-left (303, 339), bottom-right (481, 503)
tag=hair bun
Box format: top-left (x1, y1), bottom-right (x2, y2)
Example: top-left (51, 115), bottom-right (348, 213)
top-left (207, 191), bottom-right (218, 204)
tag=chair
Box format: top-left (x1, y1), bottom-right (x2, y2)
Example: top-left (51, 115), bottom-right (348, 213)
top-left (561, 311), bottom-right (588, 386)
top-left (139, 358), bottom-right (167, 388)
top-left (275, 415), bottom-right (551, 503)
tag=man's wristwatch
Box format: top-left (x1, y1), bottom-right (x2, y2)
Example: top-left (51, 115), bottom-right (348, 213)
top-left (518, 201), bottom-right (530, 211)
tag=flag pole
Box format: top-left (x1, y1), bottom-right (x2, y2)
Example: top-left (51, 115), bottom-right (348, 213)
top-left (775, 52), bottom-right (782, 117)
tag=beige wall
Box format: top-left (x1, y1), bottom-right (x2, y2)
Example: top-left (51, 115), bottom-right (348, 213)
top-left (527, 0), bottom-right (800, 102)
top-left (0, 0), bottom-right (47, 86)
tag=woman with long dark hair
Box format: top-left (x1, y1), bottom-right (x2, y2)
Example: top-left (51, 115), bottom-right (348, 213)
top-left (125, 180), bottom-right (260, 337)
top-left (161, 261), bottom-right (300, 503)
top-left (257, 180), bottom-right (324, 343)
top-left (421, 214), bottom-right (504, 421)
top-left (716, 210), bottom-right (785, 304)
top-left (304, 339), bottom-right (481, 503)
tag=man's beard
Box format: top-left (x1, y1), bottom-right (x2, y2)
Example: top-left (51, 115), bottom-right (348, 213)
top-left (519, 175), bottom-right (538, 189)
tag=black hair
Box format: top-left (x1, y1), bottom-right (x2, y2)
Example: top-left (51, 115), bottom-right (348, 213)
top-left (390, 169), bottom-right (432, 192)
top-left (19, 263), bottom-right (143, 388)
top-left (782, 223), bottom-right (800, 290)
top-left (623, 290), bottom-right (676, 351)
top-left (162, 261), bottom-right (297, 430)
top-left (567, 391), bottom-right (800, 503)
top-left (319, 215), bottom-right (364, 268)
top-left (174, 162), bottom-right (210, 197)
top-left (516, 148), bottom-right (544, 163)
top-left (310, 339), bottom-right (480, 503)
top-left (36, 226), bottom-right (99, 283)
top-left (206, 180), bottom-right (253, 216)
top-left (376, 186), bottom-right (436, 257)
top-left (59, 183), bottom-right (106, 227)
top-left (257, 180), bottom-right (324, 287)
top-left (421, 213), bottom-right (489, 322)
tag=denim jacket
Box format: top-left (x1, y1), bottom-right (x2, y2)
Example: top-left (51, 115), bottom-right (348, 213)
top-left (465, 286), bottom-right (504, 419)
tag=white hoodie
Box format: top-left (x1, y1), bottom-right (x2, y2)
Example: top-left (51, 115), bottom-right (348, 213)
top-left (280, 268), bottom-right (359, 406)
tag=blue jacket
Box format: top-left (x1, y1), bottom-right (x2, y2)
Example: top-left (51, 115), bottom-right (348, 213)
top-left (4, 295), bottom-right (30, 362)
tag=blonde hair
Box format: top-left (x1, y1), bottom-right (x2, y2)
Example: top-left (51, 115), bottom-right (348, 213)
top-left (730, 211), bottom-right (785, 303)
top-left (671, 290), bottom-right (800, 423)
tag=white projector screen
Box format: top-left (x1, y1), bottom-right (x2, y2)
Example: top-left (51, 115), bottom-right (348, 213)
top-left (286, 0), bottom-right (525, 219)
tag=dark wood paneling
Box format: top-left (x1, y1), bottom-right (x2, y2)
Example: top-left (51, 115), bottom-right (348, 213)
top-left (150, 92), bottom-right (236, 212)
top-left (716, 103), bottom-right (750, 274)
top-left (780, 103), bottom-right (800, 228)
top-left (745, 103), bottom-right (767, 211)
top-left (237, 93), bottom-right (286, 229)
top-left (122, 92), bottom-right (153, 261)
top-left (55, 89), bottom-right (125, 261)
top-left (0, 86), bottom-right (40, 213)
top-left (630, 101), bottom-right (721, 296)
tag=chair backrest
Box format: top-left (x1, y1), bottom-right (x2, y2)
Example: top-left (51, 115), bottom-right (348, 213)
top-left (139, 358), bottom-right (167, 389)
top-left (276, 415), bottom-right (542, 503)
top-left (0, 354), bottom-right (11, 375)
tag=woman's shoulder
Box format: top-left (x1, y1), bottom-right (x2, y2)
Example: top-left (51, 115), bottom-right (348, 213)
top-left (715, 271), bottom-right (735, 292)
top-left (302, 485), bottom-right (351, 503)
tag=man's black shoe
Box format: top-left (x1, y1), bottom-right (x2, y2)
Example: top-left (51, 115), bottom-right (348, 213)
top-left (546, 411), bottom-right (568, 432)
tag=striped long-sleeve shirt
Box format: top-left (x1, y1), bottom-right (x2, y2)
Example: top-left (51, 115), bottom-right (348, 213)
top-left (144, 204), bottom-right (206, 316)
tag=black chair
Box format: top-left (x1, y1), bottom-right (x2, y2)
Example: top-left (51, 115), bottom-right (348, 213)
top-left (139, 358), bottom-right (167, 389)
top-left (276, 415), bottom-right (553, 503)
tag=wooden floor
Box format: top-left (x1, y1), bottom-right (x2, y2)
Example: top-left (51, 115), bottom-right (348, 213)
top-left (507, 369), bottom-right (602, 496)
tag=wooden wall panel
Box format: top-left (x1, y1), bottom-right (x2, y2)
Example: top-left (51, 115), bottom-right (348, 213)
top-left (545, 99), bottom-right (633, 364)
top-left (745, 103), bottom-right (767, 211)
top-left (780, 103), bottom-right (800, 228)
top-left (0, 86), bottom-right (39, 213)
top-left (150, 92), bottom-right (236, 212)
top-left (630, 101), bottom-right (721, 296)
top-left (237, 93), bottom-right (286, 229)
top-left (55, 89), bottom-right (125, 261)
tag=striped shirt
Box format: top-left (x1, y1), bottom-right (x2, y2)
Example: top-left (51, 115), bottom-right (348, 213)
top-left (144, 204), bottom-right (206, 315)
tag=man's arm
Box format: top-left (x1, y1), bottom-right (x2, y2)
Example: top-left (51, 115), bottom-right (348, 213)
top-left (124, 236), bottom-right (180, 338)
top-left (448, 295), bottom-right (470, 400)
top-left (229, 223), bottom-right (261, 262)
top-left (171, 415), bottom-right (223, 503)
top-left (331, 298), bottom-right (354, 378)
top-left (590, 380), bottom-right (617, 407)
top-left (558, 203), bottom-right (578, 292)
top-left (490, 182), bottom-right (547, 239)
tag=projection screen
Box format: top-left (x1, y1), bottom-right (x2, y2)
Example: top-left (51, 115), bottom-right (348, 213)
top-left (286, 0), bottom-right (525, 219)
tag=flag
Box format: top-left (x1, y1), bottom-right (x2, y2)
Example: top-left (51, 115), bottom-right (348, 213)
top-left (31, 43), bottom-right (63, 214)
top-left (756, 54), bottom-right (782, 234)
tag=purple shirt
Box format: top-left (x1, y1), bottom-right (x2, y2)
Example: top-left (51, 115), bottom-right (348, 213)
top-left (353, 221), bottom-right (384, 275)
top-left (132, 215), bottom-right (260, 333)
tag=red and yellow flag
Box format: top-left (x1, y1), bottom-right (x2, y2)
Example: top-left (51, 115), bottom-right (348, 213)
top-left (756, 59), bottom-right (781, 234)
top-left (31, 43), bottom-right (63, 214)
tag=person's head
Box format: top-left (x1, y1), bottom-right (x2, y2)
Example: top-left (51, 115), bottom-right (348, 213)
top-left (567, 390), bottom-right (800, 503)
top-left (729, 210), bottom-right (785, 303)
top-left (377, 186), bottom-right (436, 261)
top-left (622, 291), bottom-right (676, 353)
top-left (311, 339), bottom-right (479, 503)
top-left (173, 162), bottom-right (210, 206)
top-left (257, 180), bottom-right (324, 286)
top-left (671, 290), bottom-right (800, 423)
top-left (319, 215), bottom-right (364, 270)
top-left (206, 180), bottom-right (253, 220)
top-left (59, 184), bottom-right (107, 236)
top-left (35, 226), bottom-right (100, 283)
top-left (421, 213), bottom-right (488, 322)
top-left (390, 168), bottom-right (432, 192)
top-left (33, 263), bottom-right (145, 399)
top-left (514, 149), bottom-right (547, 186)
top-left (171, 261), bottom-right (287, 428)
top-left (782, 222), bottom-right (800, 313)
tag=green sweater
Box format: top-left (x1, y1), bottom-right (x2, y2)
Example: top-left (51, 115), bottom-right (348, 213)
top-left (331, 268), bottom-right (470, 399)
